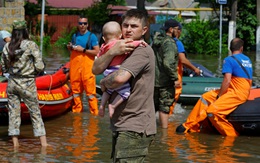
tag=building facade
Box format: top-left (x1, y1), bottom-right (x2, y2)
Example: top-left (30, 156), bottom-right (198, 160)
top-left (0, 0), bottom-right (24, 30)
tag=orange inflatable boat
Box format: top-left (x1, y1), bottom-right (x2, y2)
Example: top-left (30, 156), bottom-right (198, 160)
top-left (0, 62), bottom-right (73, 123)
top-left (199, 88), bottom-right (260, 135)
top-left (227, 88), bottom-right (260, 135)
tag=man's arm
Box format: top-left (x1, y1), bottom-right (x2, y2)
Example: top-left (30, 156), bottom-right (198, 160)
top-left (179, 53), bottom-right (200, 75)
top-left (73, 45), bottom-right (99, 57)
top-left (100, 68), bottom-right (132, 89)
top-left (163, 40), bottom-right (178, 81)
top-left (86, 45), bottom-right (99, 57)
top-left (92, 48), bottom-right (115, 75)
top-left (217, 73), bottom-right (231, 97)
top-left (92, 39), bottom-right (135, 75)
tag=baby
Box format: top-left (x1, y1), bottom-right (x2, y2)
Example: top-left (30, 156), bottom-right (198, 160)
top-left (98, 21), bottom-right (143, 117)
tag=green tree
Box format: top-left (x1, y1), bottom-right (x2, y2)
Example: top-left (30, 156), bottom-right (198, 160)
top-left (196, 0), bottom-right (258, 51)
top-left (181, 16), bottom-right (228, 55)
top-left (84, 0), bottom-right (125, 26)
top-left (54, 26), bottom-right (77, 48)
top-left (236, 0), bottom-right (257, 50)
top-left (54, 0), bottom-right (125, 48)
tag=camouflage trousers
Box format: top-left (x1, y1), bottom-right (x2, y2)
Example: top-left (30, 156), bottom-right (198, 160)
top-left (154, 86), bottom-right (175, 113)
top-left (7, 77), bottom-right (46, 137)
top-left (111, 131), bottom-right (155, 163)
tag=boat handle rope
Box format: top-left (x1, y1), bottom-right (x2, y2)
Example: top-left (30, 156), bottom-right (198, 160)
top-left (39, 74), bottom-right (53, 108)
top-left (2, 74), bottom-right (53, 109)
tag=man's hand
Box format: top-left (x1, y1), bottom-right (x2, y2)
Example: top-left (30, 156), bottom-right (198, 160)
top-left (73, 45), bottom-right (84, 52)
top-left (139, 40), bottom-right (148, 47)
top-left (109, 39), bottom-right (136, 56)
top-left (194, 68), bottom-right (200, 75)
top-left (67, 42), bottom-right (73, 50)
top-left (174, 81), bottom-right (182, 88)
top-left (92, 39), bottom-right (136, 75)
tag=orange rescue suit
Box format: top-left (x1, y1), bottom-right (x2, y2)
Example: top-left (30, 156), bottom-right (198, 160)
top-left (70, 50), bottom-right (98, 115)
top-left (170, 60), bottom-right (183, 114)
top-left (183, 76), bottom-right (252, 136)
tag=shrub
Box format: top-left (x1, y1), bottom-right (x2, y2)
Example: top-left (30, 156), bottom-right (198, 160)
top-left (54, 26), bottom-right (77, 48)
top-left (181, 17), bottom-right (228, 56)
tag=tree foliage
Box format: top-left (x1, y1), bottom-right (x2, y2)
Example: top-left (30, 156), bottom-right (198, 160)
top-left (54, 26), bottom-right (77, 48)
top-left (83, 0), bottom-right (125, 27)
top-left (25, 0), bottom-right (258, 53)
top-left (53, 0), bottom-right (125, 47)
top-left (181, 16), bottom-right (228, 55)
top-left (236, 0), bottom-right (257, 50)
top-left (196, 0), bottom-right (258, 51)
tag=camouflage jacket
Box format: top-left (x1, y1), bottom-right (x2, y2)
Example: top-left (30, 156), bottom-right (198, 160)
top-left (1, 40), bottom-right (44, 78)
top-left (152, 32), bottom-right (178, 87)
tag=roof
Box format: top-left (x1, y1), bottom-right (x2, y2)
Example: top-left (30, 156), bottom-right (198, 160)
top-left (125, 0), bottom-right (152, 6)
top-left (150, 0), bottom-right (198, 17)
top-left (109, 6), bottom-right (159, 15)
top-left (26, 0), bottom-right (196, 17)
top-left (27, 0), bottom-right (94, 9)
top-left (27, 0), bottom-right (151, 9)
top-left (151, 0), bottom-right (198, 8)
top-left (109, 5), bottom-right (196, 17)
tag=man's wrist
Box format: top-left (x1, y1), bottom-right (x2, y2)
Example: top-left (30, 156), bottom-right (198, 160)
top-left (83, 48), bottom-right (86, 53)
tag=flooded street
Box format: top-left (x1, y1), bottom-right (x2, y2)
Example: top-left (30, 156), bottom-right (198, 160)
top-left (0, 49), bottom-right (260, 162)
top-left (1, 108), bottom-right (260, 162)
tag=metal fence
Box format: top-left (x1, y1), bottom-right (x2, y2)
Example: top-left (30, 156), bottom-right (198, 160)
top-left (44, 15), bottom-right (78, 42)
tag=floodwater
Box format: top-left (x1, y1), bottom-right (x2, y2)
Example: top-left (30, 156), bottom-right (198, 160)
top-left (0, 49), bottom-right (260, 162)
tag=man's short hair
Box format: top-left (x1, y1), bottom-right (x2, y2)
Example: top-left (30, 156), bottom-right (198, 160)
top-left (230, 38), bottom-right (244, 52)
top-left (79, 15), bottom-right (88, 19)
top-left (122, 9), bottom-right (148, 27)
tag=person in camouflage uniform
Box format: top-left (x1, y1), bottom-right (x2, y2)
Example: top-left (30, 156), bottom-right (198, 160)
top-left (0, 30), bottom-right (11, 76)
top-left (152, 19), bottom-right (179, 129)
top-left (1, 20), bottom-right (48, 147)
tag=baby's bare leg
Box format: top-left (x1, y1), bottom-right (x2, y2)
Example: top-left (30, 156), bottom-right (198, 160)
top-left (99, 92), bottom-right (110, 117)
top-left (108, 95), bottom-right (124, 118)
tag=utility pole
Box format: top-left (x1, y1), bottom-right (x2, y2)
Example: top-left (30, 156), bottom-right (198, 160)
top-left (228, 0), bottom-right (237, 55)
top-left (136, 0), bottom-right (146, 11)
top-left (257, 0), bottom-right (260, 61)
top-left (219, 4), bottom-right (223, 57)
top-left (217, 0), bottom-right (227, 58)
top-left (40, 0), bottom-right (45, 56)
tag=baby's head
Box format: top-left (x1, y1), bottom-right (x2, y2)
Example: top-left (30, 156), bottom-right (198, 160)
top-left (102, 21), bottom-right (122, 43)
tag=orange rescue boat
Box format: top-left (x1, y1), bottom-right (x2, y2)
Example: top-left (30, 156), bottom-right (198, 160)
top-left (0, 62), bottom-right (73, 123)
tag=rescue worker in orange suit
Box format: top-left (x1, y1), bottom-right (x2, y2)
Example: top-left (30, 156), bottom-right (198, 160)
top-left (176, 38), bottom-right (253, 136)
top-left (67, 15), bottom-right (100, 114)
top-left (169, 22), bottom-right (201, 114)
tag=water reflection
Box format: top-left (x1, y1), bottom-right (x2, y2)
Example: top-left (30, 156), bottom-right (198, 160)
top-left (65, 114), bottom-right (99, 162)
